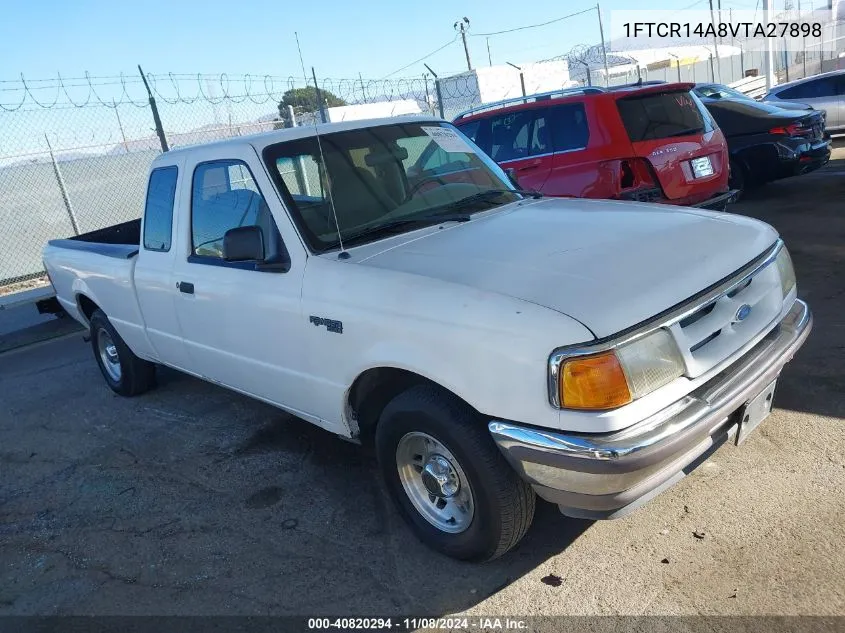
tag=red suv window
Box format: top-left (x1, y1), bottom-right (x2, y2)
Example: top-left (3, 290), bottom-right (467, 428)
top-left (616, 92), bottom-right (709, 141)
top-left (548, 103), bottom-right (590, 151)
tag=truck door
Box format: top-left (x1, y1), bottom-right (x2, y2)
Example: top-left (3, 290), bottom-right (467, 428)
top-left (134, 162), bottom-right (192, 370)
top-left (170, 144), bottom-right (312, 417)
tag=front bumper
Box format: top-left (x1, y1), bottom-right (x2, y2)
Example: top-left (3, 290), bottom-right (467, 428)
top-left (489, 299), bottom-right (812, 520)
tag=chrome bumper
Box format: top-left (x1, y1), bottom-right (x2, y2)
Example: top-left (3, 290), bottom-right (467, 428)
top-left (489, 299), bottom-right (812, 520)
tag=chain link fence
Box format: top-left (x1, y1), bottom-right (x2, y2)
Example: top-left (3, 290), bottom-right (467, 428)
top-left (2, 18), bottom-right (844, 287)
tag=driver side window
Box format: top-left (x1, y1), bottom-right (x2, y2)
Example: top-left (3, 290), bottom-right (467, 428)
top-left (190, 160), bottom-right (281, 263)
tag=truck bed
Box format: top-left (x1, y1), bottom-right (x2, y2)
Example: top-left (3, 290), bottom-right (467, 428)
top-left (47, 219), bottom-right (141, 259)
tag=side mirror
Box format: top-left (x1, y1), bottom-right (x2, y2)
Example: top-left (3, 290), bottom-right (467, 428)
top-left (505, 167), bottom-right (520, 189)
top-left (223, 225), bottom-right (265, 262)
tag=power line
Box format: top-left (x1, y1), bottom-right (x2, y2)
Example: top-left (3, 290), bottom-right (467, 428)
top-left (470, 7), bottom-right (595, 38)
top-left (381, 36), bottom-right (458, 79)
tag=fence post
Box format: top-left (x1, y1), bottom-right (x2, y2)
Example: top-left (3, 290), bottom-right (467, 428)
top-left (45, 134), bottom-right (80, 236)
top-left (138, 65), bottom-right (169, 152)
top-left (358, 72), bottom-right (368, 102)
top-left (423, 73), bottom-right (435, 116)
top-left (312, 67), bottom-right (327, 124)
top-left (113, 99), bottom-right (129, 153)
top-left (424, 64), bottom-right (444, 119)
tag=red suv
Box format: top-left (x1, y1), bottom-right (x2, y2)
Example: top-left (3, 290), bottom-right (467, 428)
top-left (453, 82), bottom-right (735, 209)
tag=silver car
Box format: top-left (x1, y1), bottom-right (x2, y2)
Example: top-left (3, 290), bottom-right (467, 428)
top-left (763, 70), bottom-right (845, 133)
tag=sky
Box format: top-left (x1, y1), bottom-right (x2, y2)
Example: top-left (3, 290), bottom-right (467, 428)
top-left (1, 0), bottom-right (797, 159)
top-left (0, 0), bottom-right (766, 82)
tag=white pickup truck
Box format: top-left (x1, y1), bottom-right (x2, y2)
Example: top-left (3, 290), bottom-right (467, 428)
top-left (43, 115), bottom-right (812, 561)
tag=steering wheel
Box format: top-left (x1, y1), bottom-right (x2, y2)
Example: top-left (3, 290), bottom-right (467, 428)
top-left (403, 175), bottom-right (450, 203)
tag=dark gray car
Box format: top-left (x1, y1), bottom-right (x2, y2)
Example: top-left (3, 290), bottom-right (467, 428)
top-left (762, 70), bottom-right (845, 133)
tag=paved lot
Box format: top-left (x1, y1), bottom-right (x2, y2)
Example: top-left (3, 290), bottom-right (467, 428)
top-left (1, 146), bottom-right (844, 617)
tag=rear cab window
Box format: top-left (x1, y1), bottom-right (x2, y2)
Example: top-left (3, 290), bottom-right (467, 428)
top-left (616, 90), bottom-right (712, 142)
top-left (143, 166), bottom-right (178, 252)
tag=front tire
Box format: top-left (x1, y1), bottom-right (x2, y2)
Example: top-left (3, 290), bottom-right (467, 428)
top-left (89, 309), bottom-right (156, 397)
top-left (375, 384), bottom-right (535, 561)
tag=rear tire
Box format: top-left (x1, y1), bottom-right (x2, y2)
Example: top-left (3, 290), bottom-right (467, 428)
top-left (375, 384), bottom-right (535, 562)
top-left (89, 309), bottom-right (156, 397)
top-left (729, 158), bottom-right (747, 199)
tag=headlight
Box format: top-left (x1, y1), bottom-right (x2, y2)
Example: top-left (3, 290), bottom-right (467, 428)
top-left (559, 329), bottom-right (684, 410)
top-left (775, 246), bottom-right (796, 299)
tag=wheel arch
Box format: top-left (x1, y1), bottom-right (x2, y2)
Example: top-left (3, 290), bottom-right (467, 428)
top-left (346, 366), bottom-right (477, 444)
top-left (76, 293), bottom-right (102, 326)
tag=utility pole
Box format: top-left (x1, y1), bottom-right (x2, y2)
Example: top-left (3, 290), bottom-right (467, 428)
top-left (455, 17), bottom-right (472, 71)
top-left (596, 4), bottom-right (610, 87)
top-left (763, 0), bottom-right (776, 90)
top-left (717, 0), bottom-right (723, 44)
top-left (708, 0), bottom-right (721, 81)
top-left (487, 37), bottom-right (492, 66)
top-left (798, 0), bottom-right (807, 78)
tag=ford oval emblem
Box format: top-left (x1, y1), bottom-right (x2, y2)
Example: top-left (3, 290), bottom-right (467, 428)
top-left (735, 304), bottom-right (752, 322)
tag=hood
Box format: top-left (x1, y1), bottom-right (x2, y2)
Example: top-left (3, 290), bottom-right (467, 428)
top-left (355, 198), bottom-right (778, 338)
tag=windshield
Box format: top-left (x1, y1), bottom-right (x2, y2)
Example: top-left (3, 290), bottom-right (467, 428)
top-left (262, 121), bottom-right (520, 252)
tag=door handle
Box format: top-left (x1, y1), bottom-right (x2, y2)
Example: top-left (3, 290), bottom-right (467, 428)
top-left (518, 163), bottom-right (542, 171)
top-left (177, 281), bottom-right (194, 295)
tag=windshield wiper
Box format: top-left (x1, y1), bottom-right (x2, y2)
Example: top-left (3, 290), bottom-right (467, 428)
top-left (322, 189), bottom-right (542, 251)
top-left (666, 127), bottom-right (704, 137)
top-left (326, 213), bottom-right (472, 249)
top-left (423, 188), bottom-right (542, 216)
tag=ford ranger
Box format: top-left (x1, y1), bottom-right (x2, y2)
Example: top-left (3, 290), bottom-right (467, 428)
top-left (42, 115), bottom-right (812, 561)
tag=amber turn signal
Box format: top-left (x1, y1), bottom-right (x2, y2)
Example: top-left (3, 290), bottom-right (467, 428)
top-left (560, 351), bottom-right (633, 410)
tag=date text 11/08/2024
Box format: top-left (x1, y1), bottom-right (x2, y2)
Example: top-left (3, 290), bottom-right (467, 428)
top-left (624, 21), bottom-right (822, 38)
top-left (307, 618), bottom-right (529, 630)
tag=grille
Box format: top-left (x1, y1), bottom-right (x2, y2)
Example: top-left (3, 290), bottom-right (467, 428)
top-left (667, 258), bottom-right (784, 378)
